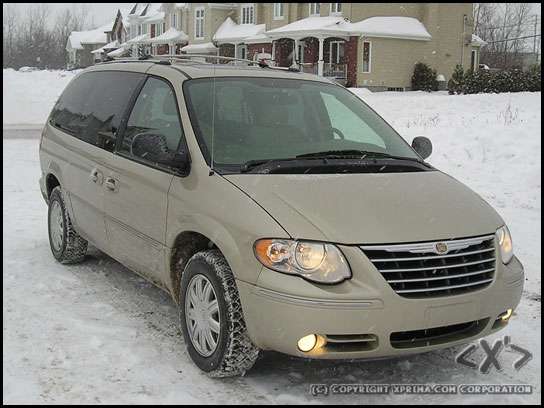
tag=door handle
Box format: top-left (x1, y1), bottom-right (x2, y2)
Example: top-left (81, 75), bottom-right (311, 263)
top-left (104, 177), bottom-right (118, 192)
top-left (89, 168), bottom-right (103, 185)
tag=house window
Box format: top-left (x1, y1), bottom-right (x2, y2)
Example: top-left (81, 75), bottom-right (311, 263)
top-left (171, 13), bottom-right (177, 29)
top-left (362, 41), bottom-right (371, 73)
top-left (241, 4), bottom-right (255, 24)
top-left (195, 7), bottom-right (205, 39)
top-left (330, 3), bottom-right (342, 15)
top-left (156, 23), bottom-right (163, 36)
top-left (309, 3), bottom-right (320, 16)
top-left (471, 49), bottom-right (478, 71)
top-left (273, 3), bottom-right (284, 20)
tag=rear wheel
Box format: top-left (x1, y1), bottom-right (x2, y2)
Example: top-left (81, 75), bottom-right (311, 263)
top-left (48, 187), bottom-right (88, 264)
top-left (179, 250), bottom-right (260, 377)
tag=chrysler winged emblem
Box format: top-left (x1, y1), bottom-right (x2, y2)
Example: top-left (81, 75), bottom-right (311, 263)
top-left (435, 242), bottom-right (449, 254)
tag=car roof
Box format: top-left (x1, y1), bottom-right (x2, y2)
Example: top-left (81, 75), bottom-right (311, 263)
top-left (87, 59), bottom-right (334, 84)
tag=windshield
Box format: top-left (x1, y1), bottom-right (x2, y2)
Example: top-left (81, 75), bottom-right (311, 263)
top-left (183, 77), bottom-right (420, 173)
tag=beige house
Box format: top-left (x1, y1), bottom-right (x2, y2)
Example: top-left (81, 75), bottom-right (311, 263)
top-left (98, 3), bottom-right (484, 90)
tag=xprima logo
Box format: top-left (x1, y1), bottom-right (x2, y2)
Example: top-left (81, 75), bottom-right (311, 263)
top-left (456, 336), bottom-right (532, 373)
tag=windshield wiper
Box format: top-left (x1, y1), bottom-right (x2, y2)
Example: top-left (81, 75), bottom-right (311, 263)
top-left (240, 157), bottom-right (300, 173)
top-left (296, 150), bottom-right (423, 163)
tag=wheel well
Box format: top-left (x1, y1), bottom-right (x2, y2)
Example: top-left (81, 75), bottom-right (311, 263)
top-left (46, 174), bottom-right (60, 198)
top-left (170, 231), bottom-right (218, 303)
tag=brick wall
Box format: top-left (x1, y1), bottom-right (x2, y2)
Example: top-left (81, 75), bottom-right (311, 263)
top-left (248, 43), bottom-right (272, 60)
top-left (345, 36), bottom-right (358, 87)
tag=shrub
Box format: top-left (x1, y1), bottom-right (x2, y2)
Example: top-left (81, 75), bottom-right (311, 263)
top-left (412, 62), bottom-right (439, 92)
top-left (454, 66), bottom-right (541, 94)
top-left (448, 64), bottom-right (465, 94)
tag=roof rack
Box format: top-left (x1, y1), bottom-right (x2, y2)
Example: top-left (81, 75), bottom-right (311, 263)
top-left (99, 54), bottom-right (301, 72)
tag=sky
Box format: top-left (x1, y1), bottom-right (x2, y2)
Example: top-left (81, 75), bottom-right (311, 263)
top-left (3, 3), bottom-right (133, 28)
top-left (3, 2), bottom-right (542, 30)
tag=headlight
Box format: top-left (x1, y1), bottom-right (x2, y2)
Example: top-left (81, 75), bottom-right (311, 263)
top-left (496, 225), bottom-right (514, 264)
top-left (254, 239), bottom-right (351, 284)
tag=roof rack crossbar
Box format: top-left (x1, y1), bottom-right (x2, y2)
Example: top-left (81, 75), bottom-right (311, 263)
top-left (100, 54), bottom-right (301, 72)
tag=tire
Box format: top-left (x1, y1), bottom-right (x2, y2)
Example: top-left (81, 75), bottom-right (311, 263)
top-left (48, 186), bottom-right (88, 264)
top-left (179, 250), bottom-right (260, 377)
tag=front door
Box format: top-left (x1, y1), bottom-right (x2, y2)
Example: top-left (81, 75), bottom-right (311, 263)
top-left (104, 76), bottom-right (186, 285)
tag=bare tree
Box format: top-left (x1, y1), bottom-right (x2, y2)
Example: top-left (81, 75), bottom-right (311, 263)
top-left (475, 3), bottom-right (539, 70)
top-left (3, 4), bottom-right (19, 68)
top-left (53, 5), bottom-right (90, 68)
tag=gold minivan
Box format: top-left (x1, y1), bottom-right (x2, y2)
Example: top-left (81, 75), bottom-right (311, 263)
top-left (39, 58), bottom-right (524, 377)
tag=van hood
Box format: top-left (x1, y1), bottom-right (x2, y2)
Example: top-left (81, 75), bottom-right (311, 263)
top-left (225, 171), bottom-right (503, 244)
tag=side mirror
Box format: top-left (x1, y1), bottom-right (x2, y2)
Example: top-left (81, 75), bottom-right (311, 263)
top-left (131, 133), bottom-right (191, 176)
top-left (411, 136), bottom-right (433, 159)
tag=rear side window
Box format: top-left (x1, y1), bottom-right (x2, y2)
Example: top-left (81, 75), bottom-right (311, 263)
top-left (50, 71), bottom-right (144, 151)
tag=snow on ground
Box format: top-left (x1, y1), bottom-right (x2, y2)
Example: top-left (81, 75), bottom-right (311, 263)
top-left (2, 69), bottom-right (79, 126)
top-left (2, 70), bottom-right (541, 404)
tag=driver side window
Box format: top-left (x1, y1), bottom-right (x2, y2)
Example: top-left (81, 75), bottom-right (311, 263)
top-left (120, 77), bottom-right (184, 164)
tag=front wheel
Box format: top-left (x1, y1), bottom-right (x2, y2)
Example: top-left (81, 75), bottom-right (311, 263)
top-left (179, 250), bottom-right (260, 377)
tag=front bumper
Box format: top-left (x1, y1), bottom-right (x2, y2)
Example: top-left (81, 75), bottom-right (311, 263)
top-left (237, 244), bottom-right (524, 359)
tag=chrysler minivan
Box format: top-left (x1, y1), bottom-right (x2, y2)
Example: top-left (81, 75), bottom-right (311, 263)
top-left (39, 58), bottom-right (524, 377)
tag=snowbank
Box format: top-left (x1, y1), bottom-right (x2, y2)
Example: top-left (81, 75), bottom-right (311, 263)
top-left (3, 69), bottom-right (79, 126)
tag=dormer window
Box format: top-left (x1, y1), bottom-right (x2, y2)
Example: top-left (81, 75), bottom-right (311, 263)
top-left (241, 3), bottom-right (255, 24)
top-left (330, 3), bottom-right (342, 15)
top-left (273, 3), bottom-right (284, 20)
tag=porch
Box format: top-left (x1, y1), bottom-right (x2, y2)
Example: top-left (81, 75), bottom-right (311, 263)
top-left (269, 36), bottom-right (357, 85)
top-left (265, 16), bottom-right (358, 85)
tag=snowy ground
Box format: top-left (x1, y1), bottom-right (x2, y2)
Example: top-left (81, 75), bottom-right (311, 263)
top-left (3, 70), bottom-right (541, 404)
top-left (3, 68), bottom-right (79, 126)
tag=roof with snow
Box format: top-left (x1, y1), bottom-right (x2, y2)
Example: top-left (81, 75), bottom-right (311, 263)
top-left (91, 40), bottom-right (120, 54)
top-left (266, 16), bottom-right (351, 38)
top-left (265, 15), bottom-right (432, 41)
top-left (214, 18), bottom-right (266, 44)
top-left (107, 44), bottom-right (130, 57)
top-left (244, 33), bottom-right (273, 44)
top-left (146, 27), bottom-right (188, 44)
top-left (350, 17), bottom-right (432, 41)
top-left (143, 11), bottom-right (165, 24)
top-left (126, 33), bottom-right (150, 44)
top-left (181, 42), bottom-right (218, 54)
top-left (471, 34), bottom-right (487, 47)
top-left (67, 23), bottom-right (111, 50)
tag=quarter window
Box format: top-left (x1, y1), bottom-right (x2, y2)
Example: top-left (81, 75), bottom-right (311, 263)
top-left (120, 77), bottom-right (184, 168)
top-left (241, 4), bottom-right (255, 24)
top-left (195, 8), bottom-right (205, 39)
top-left (50, 71), bottom-right (144, 151)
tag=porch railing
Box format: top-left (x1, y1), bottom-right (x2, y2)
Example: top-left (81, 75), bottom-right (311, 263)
top-left (324, 63), bottom-right (347, 79)
top-left (299, 63), bottom-right (317, 75)
top-left (297, 62), bottom-right (347, 78)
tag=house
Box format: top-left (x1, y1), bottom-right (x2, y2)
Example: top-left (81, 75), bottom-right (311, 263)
top-left (82, 3), bottom-right (484, 91)
top-left (66, 23), bottom-right (111, 68)
top-left (90, 10), bottom-right (129, 62)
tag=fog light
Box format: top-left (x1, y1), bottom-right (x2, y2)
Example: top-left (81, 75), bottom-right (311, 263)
top-left (297, 334), bottom-right (317, 352)
top-left (500, 309), bottom-right (513, 321)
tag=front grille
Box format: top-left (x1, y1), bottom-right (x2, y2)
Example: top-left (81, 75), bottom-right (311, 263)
top-left (390, 318), bottom-right (489, 349)
top-left (361, 235), bottom-right (496, 298)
